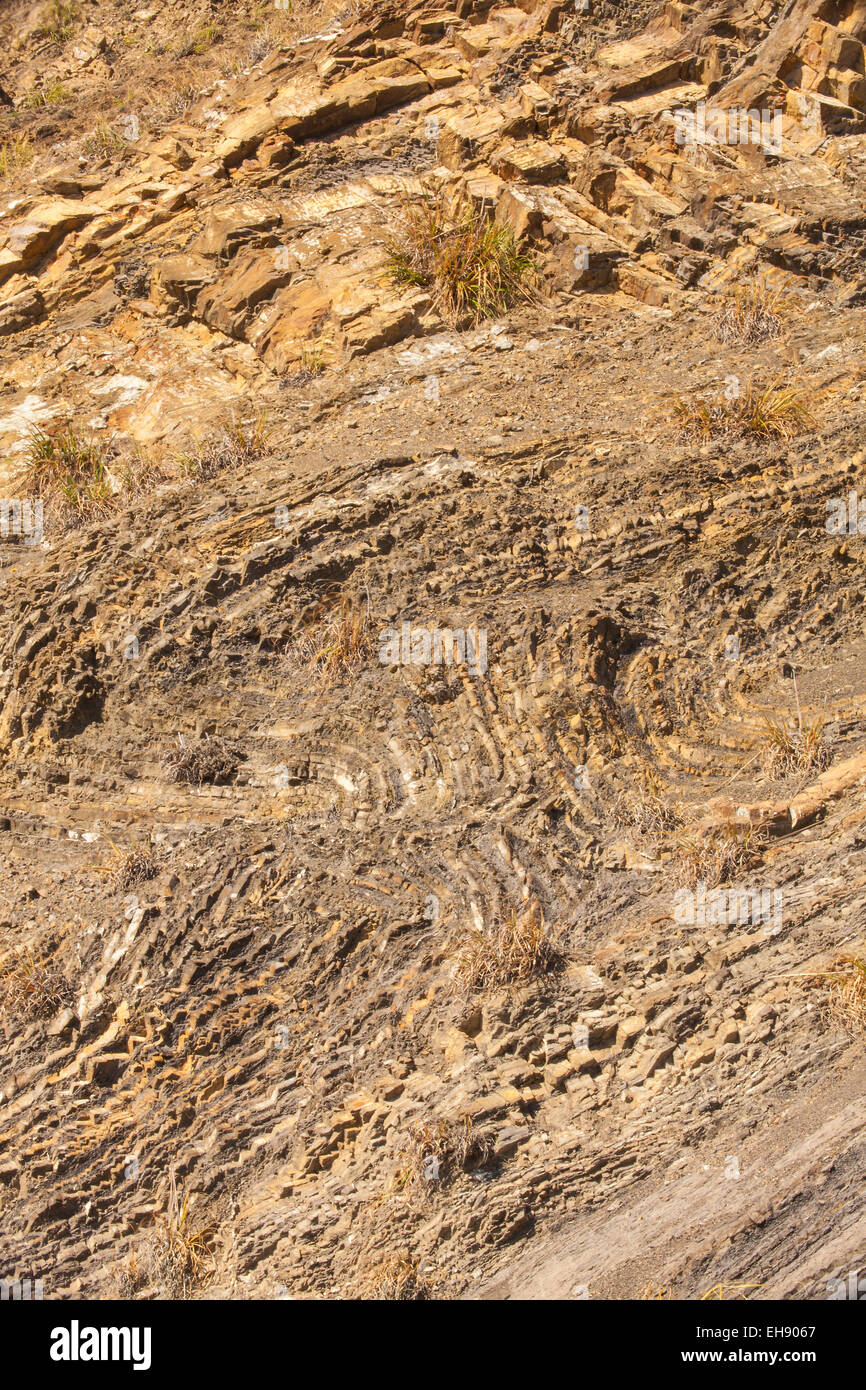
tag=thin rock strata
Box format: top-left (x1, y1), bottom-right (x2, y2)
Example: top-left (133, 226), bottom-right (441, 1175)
top-left (0, 0), bottom-right (865, 1302)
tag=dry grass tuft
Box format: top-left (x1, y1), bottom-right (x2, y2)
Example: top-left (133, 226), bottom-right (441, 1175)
top-left (673, 823), bottom-right (768, 890)
top-left (0, 136), bottom-right (35, 179)
top-left (761, 714), bottom-right (831, 780)
top-left (0, 946), bottom-right (75, 1023)
top-left (109, 837), bottom-right (161, 891)
top-left (806, 952), bottom-right (866, 1036)
top-left (385, 192), bottom-right (537, 326)
top-left (176, 22), bottom-right (222, 57)
top-left (714, 278), bottom-right (791, 345)
top-left (163, 734), bottom-right (239, 787)
top-left (286, 342), bottom-right (327, 383)
top-left (82, 122), bottom-right (130, 160)
top-left (361, 1254), bottom-right (432, 1300)
top-left (673, 379), bottom-right (817, 442)
top-left (245, 29), bottom-right (275, 67)
top-left (22, 80), bottom-right (71, 109)
top-left (638, 1282), bottom-right (672, 1300)
top-left (178, 412), bottom-right (269, 482)
top-left (452, 897), bottom-right (561, 992)
top-left (700, 1282), bottom-right (764, 1301)
top-left (23, 426), bottom-right (115, 526)
top-left (117, 446), bottom-right (167, 496)
top-left (398, 1115), bottom-right (493, 1189)
top-left (613, 773), bottom-right (682, 838)
top-left (289, 593), bottom-right (374, 683)
top-left (116, 1171), bottom-right (213, 1299)
top-left (143, 80), bottom-right (201, 128)
top-left (38, 0), bottom-right (78, 44)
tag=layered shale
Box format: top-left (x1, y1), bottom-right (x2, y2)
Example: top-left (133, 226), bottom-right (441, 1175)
top-left (1, 0), bottom-right (865, 1300)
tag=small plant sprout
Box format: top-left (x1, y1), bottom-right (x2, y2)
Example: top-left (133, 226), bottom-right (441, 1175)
top-left (40, 1), bottom-right (79, 44)
top-left (23, 80), bottom-right (71, 108)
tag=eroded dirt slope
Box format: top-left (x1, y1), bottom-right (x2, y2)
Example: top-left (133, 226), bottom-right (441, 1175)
top-left (1, 0), bottom-right (865, 1301)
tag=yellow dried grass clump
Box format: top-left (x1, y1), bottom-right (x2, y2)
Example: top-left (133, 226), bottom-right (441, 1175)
top-left (453, 898), bottom-right (560, 991)
top-left (361, 1254), bottom-right (432, 1300)
top-left (385, 192), bottom-right (537, 326)
top-left (116, 1171), bottom-right (214, 1299)
top-left (714, 278), bottom-right (792, 345)
top-left (673, 379), bottom-right (817, 442)
top-left (178, 412), bottom-right (269, 482)
top-left (761, 715), bottom-right (830, 779)
top-left (398, 1115), bottom-right (492, 1189)
top-left (806, 952), bottom-right (866, 1035)
top-left (673, 823), bottom-right (768, 890)
top-left (289, 593), bottom-right (375, 684)
top-left (0, 136), bottom-right (35, 179)
top-left (162, 734), bottom-right (239, 786)
top-left (0, 946), bottom-right (74, 1023)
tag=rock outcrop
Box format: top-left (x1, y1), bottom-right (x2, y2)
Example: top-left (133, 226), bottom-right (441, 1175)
top-left (0, 0), bottom-right (865, 1302)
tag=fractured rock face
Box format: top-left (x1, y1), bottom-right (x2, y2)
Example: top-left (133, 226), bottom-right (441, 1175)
top-left (1, 0), bottom-right (866, 1311)
top-left (3, 0), bottom-right (866, 412)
